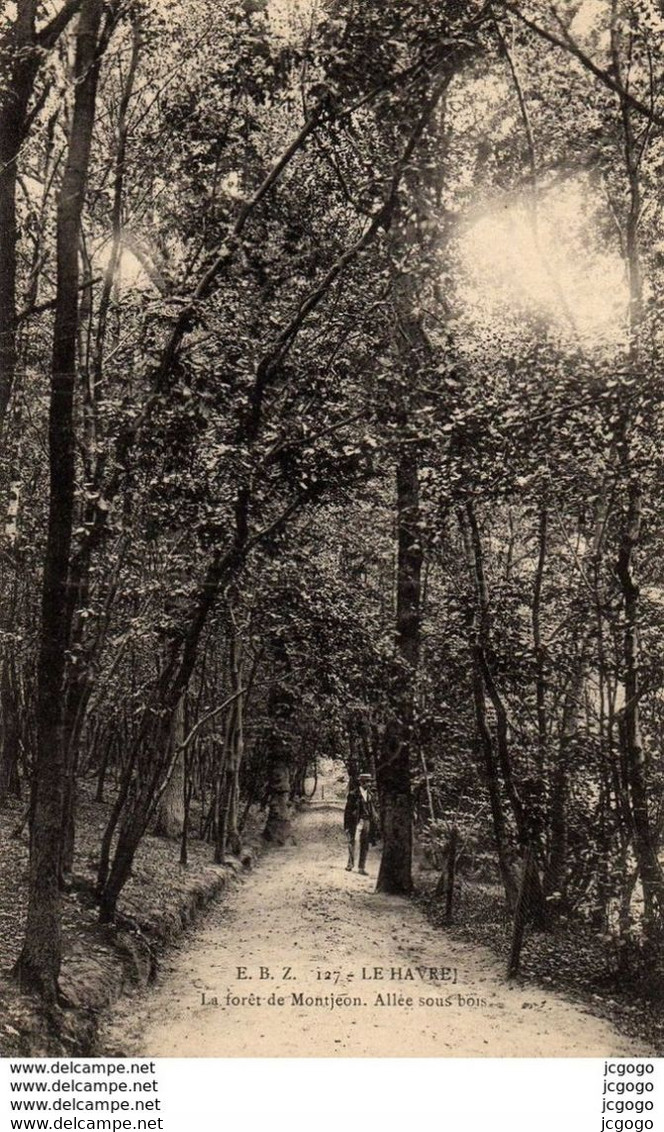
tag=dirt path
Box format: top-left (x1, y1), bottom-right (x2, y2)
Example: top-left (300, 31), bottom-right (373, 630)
top-left (100, 805), bottom-right (649, 1057)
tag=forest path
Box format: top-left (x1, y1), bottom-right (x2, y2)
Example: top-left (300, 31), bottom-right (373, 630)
top-left (100, 805), bottom-right (648, 1057)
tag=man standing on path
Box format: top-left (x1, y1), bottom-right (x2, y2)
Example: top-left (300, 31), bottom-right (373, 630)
top-left (344, 772), bottom-right (378, 874)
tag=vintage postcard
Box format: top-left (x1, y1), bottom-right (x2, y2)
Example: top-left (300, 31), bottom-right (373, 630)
top-left (0, 0), bottom-right (662, 1066)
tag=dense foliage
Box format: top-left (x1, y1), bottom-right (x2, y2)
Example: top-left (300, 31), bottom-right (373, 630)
top-left (1, 0), bottom-right (664, 1003)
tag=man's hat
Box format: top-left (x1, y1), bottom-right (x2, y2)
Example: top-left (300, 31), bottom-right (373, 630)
top-left (359, 772), bottom-right (372, 782)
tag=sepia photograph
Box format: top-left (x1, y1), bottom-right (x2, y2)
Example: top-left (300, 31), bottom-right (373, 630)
top-left (0, 0), bottom-right (663, 1065)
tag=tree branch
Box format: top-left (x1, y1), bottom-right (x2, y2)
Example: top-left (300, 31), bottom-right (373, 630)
top-left (16, 275), bottom-right (101, 323)
top-left (498, 1), bottom-right (664, 131)
top-left (154, 105), bottom-right (324, 392)
top-left (178, 688), bottom-right (248, 752)
top-left (37, 0), bottom-right (84, 49)
top-left (243, 70), bottom-right (454, 441)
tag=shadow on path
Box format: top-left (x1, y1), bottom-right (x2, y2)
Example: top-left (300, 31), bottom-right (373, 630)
top-left (100, 805), bottom-right (650, 1057)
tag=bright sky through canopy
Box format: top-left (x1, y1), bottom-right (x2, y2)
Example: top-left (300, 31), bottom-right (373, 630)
top-left (457, 178), bottom-right (628, 345)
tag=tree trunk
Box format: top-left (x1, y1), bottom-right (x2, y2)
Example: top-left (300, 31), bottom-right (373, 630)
top-left (0, 100), bottom-right (21, 435)
top-left (154, 748), bottom-right (186, 839)
top-left (465, 501), bottom-right (529, 845)
top-left (610, 10), bottom-right (664, 942)
top-left (180, 744), bottom-right (195, 867)
top-left (214, 743), bottom-right (230, 864)
top-left (0, 660), bottom-right (22, 804)
top-left (532, 508), bottom-right (547, 768)
top-left (544, 650), bottom-right (586, 902)
top-left (154, 698), bottom-right (186, 839)
top-left (617, 483), bottom-right (664, 937)
top-left (458, 507), bottom-right (520, 909)
top-left (14, 0), bottom-right (105, 1002)
top-left (226, 686), bottom-right (244, 856)
top-left (263, 759), bottom-right (294, 845)
top-left (470, 652), bottom-right (519, 910)
top-left (214, 622), bottom-right (245, 859)
top-left (98, 499), bottom-right (251, 918)
top-left (0, 0), bottom-right (83, 439)
top-left (376, 446), bottom-right (422, 895)
top-left (0, 3), bottom-right (37, 437)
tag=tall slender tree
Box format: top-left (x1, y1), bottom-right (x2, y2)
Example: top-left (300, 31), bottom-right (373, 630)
top-left (15, 0), bottom-right (116, 1002)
